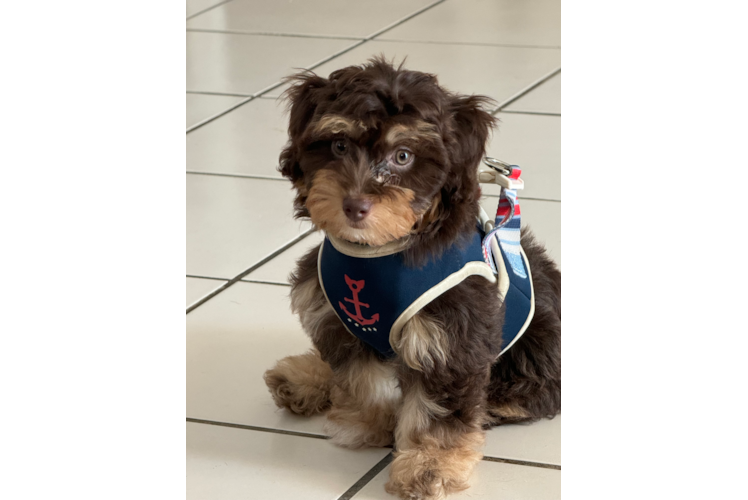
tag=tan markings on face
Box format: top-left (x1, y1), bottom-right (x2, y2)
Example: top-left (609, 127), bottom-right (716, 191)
top-left (310, 114), bottom-right (367, 140)
top-left (306, 169), bottom-right (420, 246)
top-left (384, 120), bottom-right (441, 146)
top-left (413, 193), bottom-right (442, 231)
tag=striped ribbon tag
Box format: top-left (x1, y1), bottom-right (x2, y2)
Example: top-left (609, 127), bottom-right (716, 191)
top-left (482, 166), bottom-right (528, 278)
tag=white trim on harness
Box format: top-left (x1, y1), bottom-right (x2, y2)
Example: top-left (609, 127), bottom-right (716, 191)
top-left (480, 205), bottom-right (535, 357)
top-left (388, 261), bottom-right (496, 354)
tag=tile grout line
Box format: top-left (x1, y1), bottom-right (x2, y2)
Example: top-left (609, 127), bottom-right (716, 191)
top-left (270, 39), bottom-right (368, 91)
top-left (337, 452), bottom-right (395, 500)
top-left (186, 279), bottom-right (229, 311)
top-left (482, 455), bottom-right (561, 470)
top-left (186, 418), bottom-right (328, 440)
top-left (186, 0), bottom-right (447, 134)
top-left (500, 110), bottom-right (561, 117)
top-left (491, 67), bottom-right (561, 115)
top-left (186, 28), bottom-right (364, 41)
top-left (186, 170), bottom-right (286, 181)
top-left (186, 95), bottom-right (256, 133)
top-left (187, 90), bottom-right (253, 98)
top-left (238, 279), bottom-right (291, 287)
top-left (186, 228), bottom-right (315, 314)
top-left (186, 274), bottom-right (227, 282)
top-left (373, 37), bottom-right (561, 50)
top-left (362, 0), bottom-right (447, 40)
top-left (187, 274), bottom-right (291, 287)
top-left (185, 39), bottom-right (366, 134)
top-left (186, 0), bottom-right (234, 21)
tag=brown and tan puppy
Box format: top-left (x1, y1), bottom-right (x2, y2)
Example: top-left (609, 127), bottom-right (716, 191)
top-left (264, 58), bottom-right (561, 500)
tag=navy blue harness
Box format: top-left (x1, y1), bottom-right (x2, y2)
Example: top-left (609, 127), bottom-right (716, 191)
top-left (318, 221), bottom-right (534, 359)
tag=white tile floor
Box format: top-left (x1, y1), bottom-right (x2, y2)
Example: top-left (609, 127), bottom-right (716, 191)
top-left (186, 1), bottom-right (561, 498)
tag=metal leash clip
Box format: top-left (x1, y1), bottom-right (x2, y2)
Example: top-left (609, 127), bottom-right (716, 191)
top-left (483, 157), bottom-right (513, 176)
top-left (477, 157), bottom-right (524, 190)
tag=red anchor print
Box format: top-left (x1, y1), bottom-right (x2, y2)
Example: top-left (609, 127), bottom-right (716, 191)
top-left (338, 275), bottom-right (379, 326)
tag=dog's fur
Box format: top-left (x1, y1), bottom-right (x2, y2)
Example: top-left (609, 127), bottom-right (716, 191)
top-left (264, 58), bottom-right (561, 500)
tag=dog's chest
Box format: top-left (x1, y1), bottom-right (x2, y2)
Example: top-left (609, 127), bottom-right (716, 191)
top-left (317, 231), bottom-right (495, 358)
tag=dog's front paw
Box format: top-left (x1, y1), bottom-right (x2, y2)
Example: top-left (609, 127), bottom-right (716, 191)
top-left (263, 352), bottom-right (332, 417)
top-left (385, 445), bottom-right (479, 500)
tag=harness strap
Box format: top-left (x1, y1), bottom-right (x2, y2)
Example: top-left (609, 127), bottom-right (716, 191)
top-left (478, 158), bottom-right (535, 357)
top-left (479, 162), bottom-right (527, 278)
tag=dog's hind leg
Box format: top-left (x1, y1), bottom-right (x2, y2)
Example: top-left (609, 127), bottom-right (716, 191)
top-left (485, 401), bottom-right (536, 426)
top-left (485, 229), bottom-right (562, 427)
top-left (264, 349), bottom-right (333, 417)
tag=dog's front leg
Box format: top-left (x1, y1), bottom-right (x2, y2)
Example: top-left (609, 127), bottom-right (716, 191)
top-left (386, 314), bottom-right (490, 500)
top-left (264, 274), bottom-right (337, 417)
top-left (387, 382), bottom-right (485, 500)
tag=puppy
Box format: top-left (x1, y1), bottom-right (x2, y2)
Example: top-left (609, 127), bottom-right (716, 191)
top-left (264, 58), bottom-right (561, 500)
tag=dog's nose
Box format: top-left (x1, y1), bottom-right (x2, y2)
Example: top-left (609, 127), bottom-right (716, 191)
top-left (343, 197), bottom-right (372, 222)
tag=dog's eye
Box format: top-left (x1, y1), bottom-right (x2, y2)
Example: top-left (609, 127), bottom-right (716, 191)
top-left (394, 149), bottom-right (413, 166)
top-left (332, 139), bottom-right (348, 156)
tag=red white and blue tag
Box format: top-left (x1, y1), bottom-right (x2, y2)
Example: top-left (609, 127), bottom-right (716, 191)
top-left (482, 166), bottom-right (527, 279)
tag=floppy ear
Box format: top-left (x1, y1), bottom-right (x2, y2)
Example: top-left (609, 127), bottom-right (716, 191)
top-left (278, 71), bottom-right (330, 183)
top-left (447, 95), bottom-right (497, 185)
top-left (437, 95), bottom-right (496, 225)
top-left (412, 95), bottom-right (496, 255)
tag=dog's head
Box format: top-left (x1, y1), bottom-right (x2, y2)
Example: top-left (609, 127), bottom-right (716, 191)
top-left (279, 58), bottom-right (496, 256)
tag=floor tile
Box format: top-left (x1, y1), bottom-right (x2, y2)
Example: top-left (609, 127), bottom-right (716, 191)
top-left (244, 231), bottom-right (325, 284)
top-left (264, 40), bottom-right (560, 103)
top-left (186, 98), bottom-right (288, 177)
top-left (187, 277), bottom-right (226, 307)
top-left (484, 415), bottom-right (561, 465)
top-left (377, 0), bottom-right (561, 47)
top-left (187, 174), bottom-right (311, 279)
top-left (187, 281), bottom-right (327, 435)
top-left (481, 112), bottom-right (560, 200)
top-left (187, 31), bottom-right (354, 95)
top-left (504, 73), bottom-right (561, 114)
top-left (187, 93), bottom-right (245, 129)
top-left (187, 422), bottom-right (390, 500)
top-left (351, 460), bottom-right (560, 500)
top-left (187, 0), bottom-right (435, 38)
top-left (187, 0), bottom-right (224, 18)
top-left (480, 197), bottom-right (560, 268)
